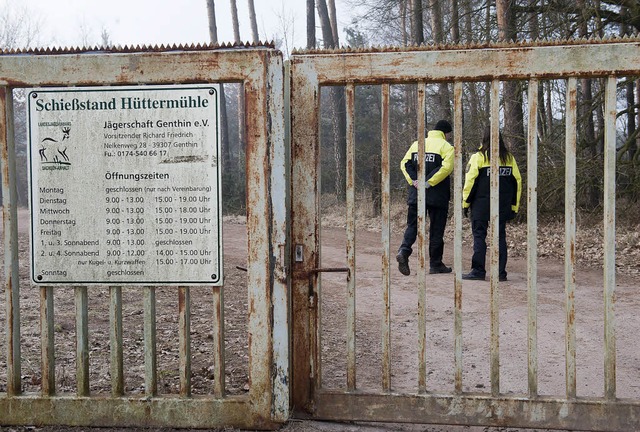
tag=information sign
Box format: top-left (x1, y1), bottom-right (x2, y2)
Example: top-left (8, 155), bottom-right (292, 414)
top-left (28, 85), bottom-right (223, 285)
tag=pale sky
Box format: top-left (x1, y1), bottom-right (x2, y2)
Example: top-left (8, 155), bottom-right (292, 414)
top-left (9, 0), bottom-right (353, 53)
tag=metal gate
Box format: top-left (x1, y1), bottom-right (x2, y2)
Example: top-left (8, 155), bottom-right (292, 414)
top-left (289, 39), bottom-right (640, 431)
top-left (0, 45), bottom-right (288, 429)
top-left (2, 38), bottom-right (640, 431)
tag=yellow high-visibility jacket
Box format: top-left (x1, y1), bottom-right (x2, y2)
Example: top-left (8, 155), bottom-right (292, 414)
top-left (462, 151), bottom-right (521, 221)
top-left (400, 130), bottom-right (454, 208)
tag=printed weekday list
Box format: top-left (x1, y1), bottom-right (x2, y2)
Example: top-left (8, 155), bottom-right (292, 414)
top-left (28, 85), bottom-right (223, 285)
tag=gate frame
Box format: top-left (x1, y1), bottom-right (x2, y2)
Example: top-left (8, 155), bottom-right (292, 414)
top-left (0, 45), bottom-right (289, 429)
top-left (289, 39), bottom-right (640, 431)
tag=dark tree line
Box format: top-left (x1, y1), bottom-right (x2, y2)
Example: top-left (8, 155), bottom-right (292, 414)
top-left (3, 1), bottom-right (639, 217)
top-left (314, 0), bottom-right (640, 217)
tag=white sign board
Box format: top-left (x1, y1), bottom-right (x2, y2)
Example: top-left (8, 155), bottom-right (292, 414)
top-left (28, 85), bottom-right (223, 285)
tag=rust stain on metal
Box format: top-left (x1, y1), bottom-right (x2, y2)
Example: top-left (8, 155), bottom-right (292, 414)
top-left (567, 292), bottom-right (576, 326)
top-left (292, 35), bottom-right (640, 55)
top-left (0, 89), bottom-right (8, 180)
top-left (454, 286), bottom-right (462, 308)
top-left (178, 288), bottom-right (186, 317)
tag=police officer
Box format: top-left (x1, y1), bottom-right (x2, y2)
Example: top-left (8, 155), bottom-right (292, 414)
top-left (396, 120), bottom-right (454, 276)
top-left (462, 128), bottom-right (521, 281)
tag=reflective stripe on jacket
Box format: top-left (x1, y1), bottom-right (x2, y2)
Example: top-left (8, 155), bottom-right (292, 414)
top-left (462, 151), bottom-right (522, 221)
top-left (400, 130), bottom-right (454, 208)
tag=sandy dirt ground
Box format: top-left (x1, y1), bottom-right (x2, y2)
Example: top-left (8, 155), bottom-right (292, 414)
top-left (0, 208), bottom-right (638, 432)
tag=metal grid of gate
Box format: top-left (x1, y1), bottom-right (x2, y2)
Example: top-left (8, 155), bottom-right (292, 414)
top-left (290, 39), bottom-right (640, 431)
top-left (0, 45), bottom-right (288, 429)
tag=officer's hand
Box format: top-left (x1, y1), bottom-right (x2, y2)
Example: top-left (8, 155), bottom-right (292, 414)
top-left (412, 180), bottom-right (419, 188)
top-left (463, 208), bottom-right (469, 218)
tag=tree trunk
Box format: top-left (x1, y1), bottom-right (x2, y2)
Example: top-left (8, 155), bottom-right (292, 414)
top-left (317, 0), bottom-right (335, 47)
top-left (206, 0), bottom-right (230, 171)
top-left (463, 0), bottom-right (472, 43)
top-left (485, 0), bottom-right (491, 42)
top-left (371, 153), bottom-right (381, 217)
top-left (529, 0), bottom-right (539, 40)
top-left (528, 1), bottom-right (545, 138)
top-left (412, 0), bottom-right (424, 45)
top-left (206, 0), bottom-right (219, 44)
top-left (636, 80), bottom-right (640, 162)
top-left (483, 0), bottom-right (492, 116)
top-left (428, 0), bottom-right (443, 43)
top-left (318, 0), bottom-right (346, 199)
top-left (576, 0), bottom-right (598, 206)
top-left (328, 0), bottom-right (339, 47)
top-left (451, 0), bottom-right (460, 43)
top-left (496, 0), bottom-right (525, 153)
top-left (545, 81), bottom-right (553, 136)
top-left (230, 0), bottom-right (241, 43)
top-left (626, 78), bottom-right (636, 161)
top-left (307, 0), bottom-right (316, 49)
top-left (228, 0), bottom-right (246, 179)
top-left (248, 0), bottom-right (259, 43)
top-left (461, 0), bottom-right (480, 146)
top-left (429, 0), bottom-right (451, 120)
top-left (401, 0), bottom-right (409, 46)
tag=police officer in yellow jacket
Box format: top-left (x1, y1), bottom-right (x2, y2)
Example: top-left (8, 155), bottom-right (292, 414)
top-left (396, 120), bottom-right (454, 276)
top-left (462, 128), bottom-right (521, 281)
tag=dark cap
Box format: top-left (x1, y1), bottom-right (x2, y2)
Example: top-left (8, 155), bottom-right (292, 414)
top-left (434, 120), bottom-right (452, 134)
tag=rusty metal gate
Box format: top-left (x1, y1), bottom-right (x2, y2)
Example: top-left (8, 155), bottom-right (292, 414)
top-left (289, 39), bottom-right (640, 431)
top-left (2, 38), bottom-right (640, 431)
top-left (0, 45), bottom-right (288, 429)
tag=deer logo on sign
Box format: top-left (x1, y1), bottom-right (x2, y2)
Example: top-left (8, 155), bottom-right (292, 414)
top-left (39, 126), bottom-right (71, 166)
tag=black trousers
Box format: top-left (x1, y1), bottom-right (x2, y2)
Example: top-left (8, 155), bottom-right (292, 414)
top-left (471, 219), bottom-right (507, 278)
top-left (399, 203), bottom-right (448, 268)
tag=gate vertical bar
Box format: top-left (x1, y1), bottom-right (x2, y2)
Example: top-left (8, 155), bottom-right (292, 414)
top-left (1, 86), bottom-right (21, 396)
top-left (453, 82), bottom-right (463, 393)
top-left (75, 286), bottom-right (90, 396)
top-left (527, 79), bottom-right (539, 398)
top-left (212, 286), bottom-right (225, 398)
top-left (381, 84), bottom-right (392, 392)
top-left (265, 50), bottom-right (289, 420)
top-left (144, 286), bottom-right (158, 396)
top-left (489, 80), bottom-right (501, 396)
top-left (110, 286), bottom-right (124, 396)
top-left (417, 82), bottom-right (427, 393)
top-left (40, 286), bottom-right (55, 395)
top-left (290, 57), bottom-right (320, 412)
top-left (179, 286), bottom-right (192, 396)
top-left (603, 75), bottom-right (617, 400)
top-left (345, 83), bottom-right (357, 391)
top-left (565, 77), bottom-right (577, 399)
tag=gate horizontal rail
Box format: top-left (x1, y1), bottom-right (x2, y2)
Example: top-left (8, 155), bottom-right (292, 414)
top-left (310, 392), bottom-right (640, 431)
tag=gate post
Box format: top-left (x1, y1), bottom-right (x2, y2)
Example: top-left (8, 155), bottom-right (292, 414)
top-left (289, 59), bottom-right (320, 414)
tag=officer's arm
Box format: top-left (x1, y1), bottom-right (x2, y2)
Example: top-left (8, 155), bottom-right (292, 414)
top-left (462, 154), bottom-right (479, 209)
top-left (426, 143), bottom-right (454, 187)
top-left (400, 142), bottom-right (417, 185)
top-left (511, 156), bottom-right (522, 213)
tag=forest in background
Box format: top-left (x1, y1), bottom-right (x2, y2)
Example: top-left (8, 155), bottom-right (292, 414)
top-left (1, 0), bottom-right (639, 222)
top-left (310, 0), bottom-right (640, 223)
